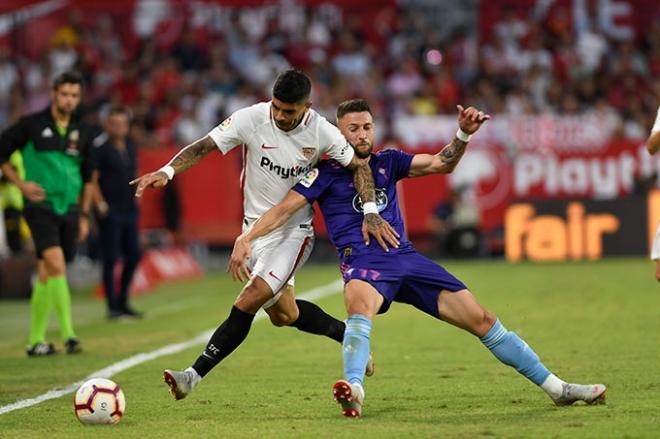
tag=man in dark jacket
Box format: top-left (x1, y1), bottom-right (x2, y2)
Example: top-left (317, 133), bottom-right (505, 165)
top-left (93, 106), bottom-right (142, 319)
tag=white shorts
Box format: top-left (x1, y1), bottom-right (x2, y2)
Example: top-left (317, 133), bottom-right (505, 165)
top-left (652, 223), bottom-right (660, 260)
top-left (243, 220), bottom-right (315, 308)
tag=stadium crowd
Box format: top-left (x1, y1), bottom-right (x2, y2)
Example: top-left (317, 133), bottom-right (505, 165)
top-left (0, 2), bottom-right (658, 149)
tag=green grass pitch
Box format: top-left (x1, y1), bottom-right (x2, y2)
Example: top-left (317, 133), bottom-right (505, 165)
top-left (0, 258), bottom-right (659, 438)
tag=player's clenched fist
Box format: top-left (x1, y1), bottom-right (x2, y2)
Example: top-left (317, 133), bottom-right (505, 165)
top-left (456, 104), bottom-right (490, 135)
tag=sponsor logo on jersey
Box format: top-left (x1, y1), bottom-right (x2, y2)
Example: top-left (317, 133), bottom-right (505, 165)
top-left (219, 117), bottom-right (232, 130)
top-left (299, 168), bottom-right (319, 188)
top-left (260, 156), bottom-right (313, 179)
top-left (41, 127), bottom-right (53, 138)
top-left (352, 188), bottom-right (388, 213)
top-left (301, 147), bottom-right (316, 160)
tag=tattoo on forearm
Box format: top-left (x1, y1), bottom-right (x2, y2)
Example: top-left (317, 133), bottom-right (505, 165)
top-left (439, 138), bottom-right (467, 168)
top-left (170, 135), bottom-right (216, 174)
top-left (353, 162), bottom-right (376, 203)
top-left (365, 212), bottom-right (384, 230)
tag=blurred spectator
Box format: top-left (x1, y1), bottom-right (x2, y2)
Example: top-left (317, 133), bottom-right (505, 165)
top-left (93, 106), bottom-right (143, 319)
top-left (427, 187), bottom-right (481, 258)
top-left (0, 1), bottom-right (657, 151)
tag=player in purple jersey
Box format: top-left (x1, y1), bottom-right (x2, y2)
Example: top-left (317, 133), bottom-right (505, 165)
top-left (229, 99), bottom-right (606, 418)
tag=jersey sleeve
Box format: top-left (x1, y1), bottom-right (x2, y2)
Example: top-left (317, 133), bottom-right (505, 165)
top-left (292, 162), bottom-right (334, 204)
top-left (389, 149), bottom-right (414, 181)
top-left (0, 116), bottom-right (29, 164)
top-left (652, 106), bottom-right (660, 134)
top-left (207, 107), bottom-right (252, 154)
top-left (318, 119), bottom-right (354, 167)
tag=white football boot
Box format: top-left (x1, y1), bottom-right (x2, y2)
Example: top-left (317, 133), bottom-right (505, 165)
top-left (163, 367), bottom-right (201, 400)
top-left (551, 383), bottom-right (607, 406)
top-left (333, 379), bottom-right (364, 418)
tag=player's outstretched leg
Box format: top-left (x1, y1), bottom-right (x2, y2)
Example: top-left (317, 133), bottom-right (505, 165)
top-left (438, 289), bottom-right (606, 405)
top-left (480, 319), bottom-right (607, 405)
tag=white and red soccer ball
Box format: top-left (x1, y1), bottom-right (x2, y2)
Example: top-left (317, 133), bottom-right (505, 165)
top-left (74, 378), bottom-right (126, 425)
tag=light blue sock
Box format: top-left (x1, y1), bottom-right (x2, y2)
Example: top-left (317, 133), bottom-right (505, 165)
top-left (480, 319), bottom-right (551, 385)
top-left (343, 314), bottom-right (372, 386)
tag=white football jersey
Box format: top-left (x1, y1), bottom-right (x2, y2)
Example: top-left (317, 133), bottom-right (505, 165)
top-left (208, 102), bottom-right (354, 229)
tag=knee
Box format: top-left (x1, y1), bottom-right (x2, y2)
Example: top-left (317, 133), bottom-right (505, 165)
top-left (344, 280), bottom-right (378, 317)
top-left (473, 310), bottom-right (497, 338)
top-left (43, 257), bottom-right (65, 277)
top-left (269, 309), bottom-right (298, 327)
top-left (235, 283), bottom-right (271, 314)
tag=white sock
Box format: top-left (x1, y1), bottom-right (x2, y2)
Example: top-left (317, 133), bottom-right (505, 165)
top-left (540, 373), bottom-right (565, 399)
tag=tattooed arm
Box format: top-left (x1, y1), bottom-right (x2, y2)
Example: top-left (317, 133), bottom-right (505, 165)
top-left (131, 135), bottom-right (217, 197)
top-left (345, 154), bottom-right (401, 251)
top-left (409, 105), bottom-right (490, 177)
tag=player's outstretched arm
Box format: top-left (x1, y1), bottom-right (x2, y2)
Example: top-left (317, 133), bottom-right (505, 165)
top-left (347, 156), bottom-right (400, 251)
top-left (228, 190), bottom-right (309, 282)
top-left (130, 135), bottom-right (217, 197)
top-left (409, 105), bottom-right (490, 177)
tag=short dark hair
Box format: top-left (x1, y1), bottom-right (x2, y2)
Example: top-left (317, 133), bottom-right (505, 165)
top-left (336, 99), bottom-right (372, 120)
top-left (272, 69), bottom-right (311, 104)
top-left (106, 104), bottom-right (131, 120)
top-left (52, 71), bottom-right (83, 90)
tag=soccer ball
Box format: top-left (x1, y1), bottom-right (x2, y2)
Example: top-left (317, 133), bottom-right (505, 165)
top-left (74, 378), bottom-right (126, 425)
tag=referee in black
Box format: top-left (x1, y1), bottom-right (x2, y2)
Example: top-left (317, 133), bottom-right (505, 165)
top-left (0, 71), bottom-right (95, 356)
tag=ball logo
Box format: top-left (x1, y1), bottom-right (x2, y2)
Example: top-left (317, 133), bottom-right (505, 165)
top-left (352, 189), bottom-right (388, 213)
top-left (299, 168), bottom-right (319, 188)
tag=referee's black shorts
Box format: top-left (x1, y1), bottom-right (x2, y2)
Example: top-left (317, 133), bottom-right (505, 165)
top-left (23, 204), bottom-right (79, 262)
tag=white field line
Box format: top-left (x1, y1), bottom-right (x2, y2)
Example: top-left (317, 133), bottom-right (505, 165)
top-left (0, 279), bottom-right (343, 416)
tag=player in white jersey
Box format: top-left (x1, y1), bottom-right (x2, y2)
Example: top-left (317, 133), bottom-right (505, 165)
top-left (647, 106), bottom-right (660, 281)
top-left (131, 70), bottom-right (395, 400)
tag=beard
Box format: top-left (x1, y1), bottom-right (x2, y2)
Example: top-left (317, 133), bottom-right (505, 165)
top-left (354, 142), bottom-right (372, 159)
top-left (54, 103), bottom-right (74, 116)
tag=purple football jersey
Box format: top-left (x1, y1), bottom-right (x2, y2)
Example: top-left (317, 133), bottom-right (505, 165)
top-left (293, 149), bottom-right (414, 258)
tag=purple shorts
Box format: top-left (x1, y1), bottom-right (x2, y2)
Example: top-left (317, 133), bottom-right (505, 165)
top-left (340, 250), bottom-right (467, 318)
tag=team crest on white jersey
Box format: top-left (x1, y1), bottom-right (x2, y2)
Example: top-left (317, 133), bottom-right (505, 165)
top-left (219, 117), bottom-right (232, 130)
top-left (301, 147), bottom-right (316, 161)
top-left (299, 168), bottom-right (319, 187)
